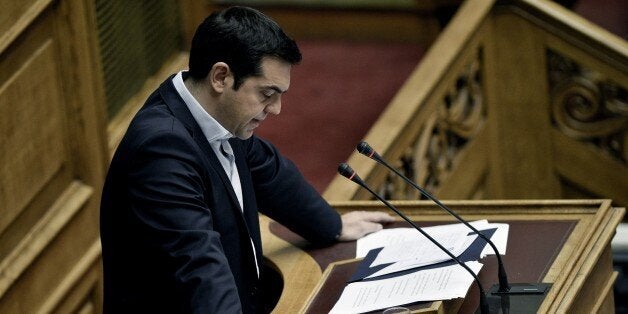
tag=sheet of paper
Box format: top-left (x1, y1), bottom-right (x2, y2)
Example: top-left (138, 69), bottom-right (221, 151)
top-left (356, 228), bottom-right (422, 258)
top-left (370, 225), bottom-right (473, 266)
top-left (366, 233), bottom-right (478, 278)
top-left (329, 261), bottom-right (483, 314)
top-left (480, 223), bottom-right (508, 257)
top-left (357, 220), bottom-right (509, 259)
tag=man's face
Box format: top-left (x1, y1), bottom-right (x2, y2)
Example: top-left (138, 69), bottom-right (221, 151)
top-left (217, 57), bottom-right (291, 139)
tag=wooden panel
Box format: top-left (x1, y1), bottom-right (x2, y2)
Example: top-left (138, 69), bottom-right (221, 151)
top-left (0, 0), bottom-right (51, 53)
top-left (541, 200), bottom-right (622, 312)
top-left (53, 0), bottom-right (108, 181)
top-left (593, 271), bottom-right (618, 314)
top-left (436, 126), bottom-right (489, 199)
top-left (42, 240), bottom-right (102, 314)
top-left (0, 182), bottom-right (92, 299)
top-left (553, 130), bottom-right (628, 206)
top-left (0, 183), bottom-right (97, 313)
top-left (0, 38), bottom-right (69, 238)
top-left (566, 246), bottom-right (615, 312)
top-left (0, 0), bottom-right (108, 312)
top-left (0, 4), bottom-right (78, 270)
top-left (0, 0), bottom-right (32, 35)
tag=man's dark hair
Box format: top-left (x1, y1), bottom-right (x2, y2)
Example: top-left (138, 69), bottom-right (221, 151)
top-left (188, 6), bottom-right (302, 89)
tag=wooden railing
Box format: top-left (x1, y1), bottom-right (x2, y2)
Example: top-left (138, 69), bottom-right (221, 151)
top-left (323, 0), bottom-right (627, 206)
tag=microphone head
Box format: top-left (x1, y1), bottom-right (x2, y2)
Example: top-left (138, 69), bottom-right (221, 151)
top-left (357, 141), bottom-right (373, 155)
top-left (357, 141), bottom-right (381, 161)
top-left (338, 163), bottom-right (360, 182)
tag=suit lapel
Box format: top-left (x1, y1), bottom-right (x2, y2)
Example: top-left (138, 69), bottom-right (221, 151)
top-left (157, 76), bottom-right (244, 216)
top-left (157, 75), bottom-right (262, 270)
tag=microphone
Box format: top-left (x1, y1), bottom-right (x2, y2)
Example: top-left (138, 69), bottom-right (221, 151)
top-left (338, 163), bottom-right (490, 314)
top-left (356, 141), bottom-right (551, 300)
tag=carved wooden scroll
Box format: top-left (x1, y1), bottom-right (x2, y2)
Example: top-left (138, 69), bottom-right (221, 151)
top-left (548, 49), bottom-right (627, 163)
top-left (378, 51), bottom-right (486, 200)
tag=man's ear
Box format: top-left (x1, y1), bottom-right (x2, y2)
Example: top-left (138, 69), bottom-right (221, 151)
top-left (209, 62), bottom-right (232, 93)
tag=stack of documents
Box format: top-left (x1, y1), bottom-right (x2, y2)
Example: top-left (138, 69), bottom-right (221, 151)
top-left (329, 220), bottom-right (509, 314)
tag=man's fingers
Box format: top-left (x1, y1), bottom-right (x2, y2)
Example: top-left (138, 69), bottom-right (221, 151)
top-left (363, 221), bottom-right (384, 234)
top-left (338, 211), bottom-right (396, 241)
top-left (338, 221), bottom-right (383, 241)
top-left (365, 211), bottom-right (396, 222)
top-left (352, 211), bottom-right (396, 223)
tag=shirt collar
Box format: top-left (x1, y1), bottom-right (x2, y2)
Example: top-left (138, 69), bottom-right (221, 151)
top-left (172, 71), bottom-right (233, 142)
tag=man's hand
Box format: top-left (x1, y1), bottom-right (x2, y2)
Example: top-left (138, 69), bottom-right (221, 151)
top-left (337, 211), bottom-right (396, 241)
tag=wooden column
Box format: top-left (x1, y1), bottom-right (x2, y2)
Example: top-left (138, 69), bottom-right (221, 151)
top-left (484, 8), bottom-right (561, 199)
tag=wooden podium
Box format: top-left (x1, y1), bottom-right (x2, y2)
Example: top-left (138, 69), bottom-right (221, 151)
top-left (261, 200), bottom-right (624, 313)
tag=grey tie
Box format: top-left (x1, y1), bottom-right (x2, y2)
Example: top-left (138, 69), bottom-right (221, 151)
top-left (219, 139), bottom-right (235, 179)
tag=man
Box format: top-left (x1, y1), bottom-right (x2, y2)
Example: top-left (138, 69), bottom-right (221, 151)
top-left (100, 6), bottom-right (394, 313)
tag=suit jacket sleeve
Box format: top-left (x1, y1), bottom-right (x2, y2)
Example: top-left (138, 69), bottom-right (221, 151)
top-left (244, 136), bottom-right (342, 245)
top-left (125, 127), bottom-right (242, 313)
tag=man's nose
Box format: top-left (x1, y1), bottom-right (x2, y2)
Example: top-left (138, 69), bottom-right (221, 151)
top-left (265, 99), bottom-right (281, 115)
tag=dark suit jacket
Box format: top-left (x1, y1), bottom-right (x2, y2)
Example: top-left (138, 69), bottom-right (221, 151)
top-left (100, 75), bottom-right (342, 313)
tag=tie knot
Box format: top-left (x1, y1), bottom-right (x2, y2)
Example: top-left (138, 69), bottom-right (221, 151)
top-left (220, 139), bottom-right (234, 157)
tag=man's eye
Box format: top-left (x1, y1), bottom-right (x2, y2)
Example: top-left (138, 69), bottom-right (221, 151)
top-left (261, 91), bottom-right (274, 99)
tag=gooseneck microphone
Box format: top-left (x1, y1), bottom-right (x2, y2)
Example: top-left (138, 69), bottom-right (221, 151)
top-left (356, 141), bottom-right (551, 304)
top-left (356, 141), bottom-right (510, 293)
top-left (338, 163), bottom-right (490, 314)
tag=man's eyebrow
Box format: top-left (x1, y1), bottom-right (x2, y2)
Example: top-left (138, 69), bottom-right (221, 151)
top-left (262, 85), bottom-right (287, 94)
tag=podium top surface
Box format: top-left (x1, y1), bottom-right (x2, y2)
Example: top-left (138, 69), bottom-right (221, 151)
top-left (271, 220), bottom-right (574, 313)
top-left (261, 199), bottom-right (624, 313)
